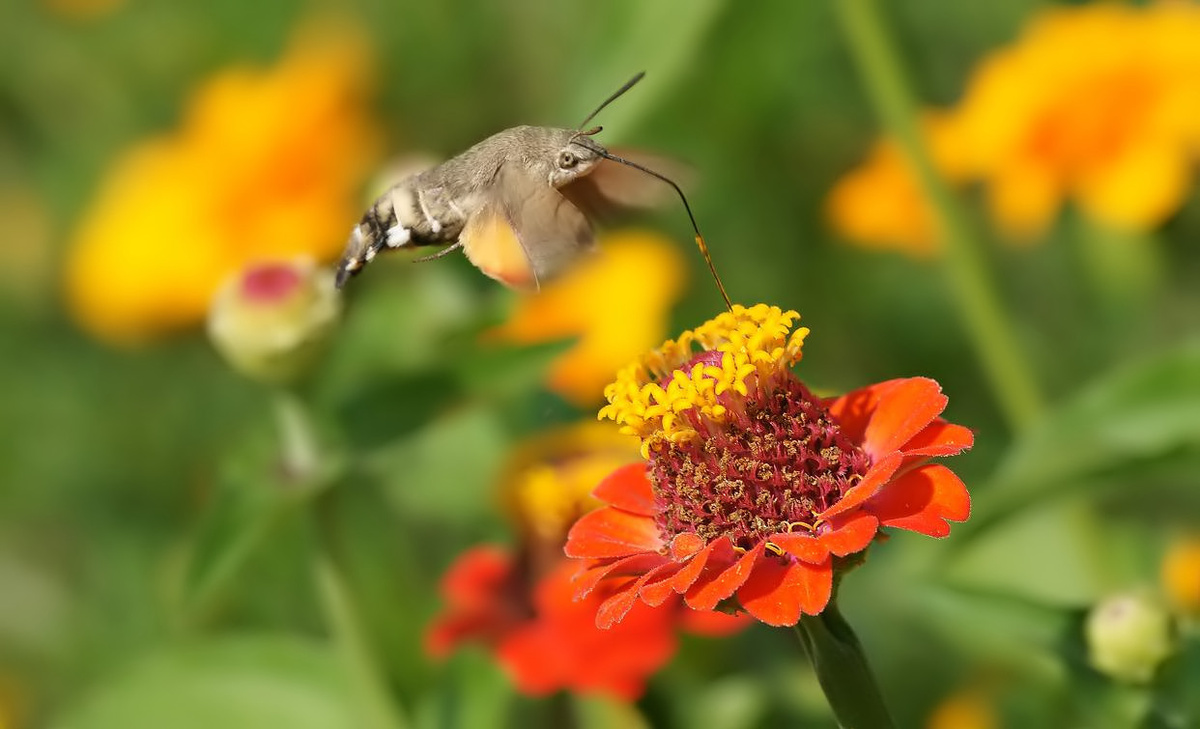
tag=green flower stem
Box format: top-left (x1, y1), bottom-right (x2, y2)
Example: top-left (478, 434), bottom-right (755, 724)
top-left (280, 393), bottom-right (406, 729)
top-left (275, 390), bottom-right (321, 481)
top-left (314, 502), bottom-right (409, 729)
top-left (794, 601), bottom-right (895, 729)
top-left (835, 0), bottom-right (1045, 432)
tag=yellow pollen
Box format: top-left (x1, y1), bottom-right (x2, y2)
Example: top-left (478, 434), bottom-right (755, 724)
top-left (599, 304), bottom-right (810, 446)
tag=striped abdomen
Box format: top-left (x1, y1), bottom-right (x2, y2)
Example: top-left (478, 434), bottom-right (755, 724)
top-left (334, 178), bottom-right (472, 288)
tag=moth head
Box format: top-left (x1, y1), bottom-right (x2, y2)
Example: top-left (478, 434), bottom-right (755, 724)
top-left (547, 128), bottom-right (606, 187)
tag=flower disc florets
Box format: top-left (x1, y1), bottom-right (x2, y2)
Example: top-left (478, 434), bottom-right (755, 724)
top-left (600, 305), bottom-right (866, 546)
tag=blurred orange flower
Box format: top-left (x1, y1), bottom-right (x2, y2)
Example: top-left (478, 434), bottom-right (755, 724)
top-left (1161, 535), bottom-right (1200, 615)
top-left (426, 422), bottom-right (746, 699)
top-left (825, 113), bottom-right (968, 256)
top-left (64, 23), bottom-right (379, 344)
top-left (926, 689), bottom-right (998, 729)
top-left (489, 231), bottom-right (687, 406)
top-left (828, 2), bottom-right (1200, 253)
top-left (426, 547), bottom-right (744, 700)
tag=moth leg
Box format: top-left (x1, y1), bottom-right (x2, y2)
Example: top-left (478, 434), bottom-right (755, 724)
top-left (412, 241), bottom-right (463, 263)
top-left (415, 188), bottom-right (443, 234)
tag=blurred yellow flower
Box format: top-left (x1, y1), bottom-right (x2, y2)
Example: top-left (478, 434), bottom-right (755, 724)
top-left (828, 2), bottom-right (1200, 252)
top-left (64, 23), bottom-right (379, 344)
top-left (498, 422), bottom-right (640, 546)
top-left (489, 230), bottom-right (687, 405)
top-left (1161, 535), bottom-right (1200, 615)
top-left (956, 2), bottom-right (1200, 236)
top-left (925, 689), bottom-right (998, 729)
top-left (825, 113), bottom-right (968, 256)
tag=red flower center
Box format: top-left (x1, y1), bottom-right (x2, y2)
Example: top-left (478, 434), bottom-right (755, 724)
top-left (647, 377), bottom-right (870, 550)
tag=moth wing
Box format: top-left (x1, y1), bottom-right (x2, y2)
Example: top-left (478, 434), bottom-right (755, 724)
top-left (560, 148), bottom-right (692, 220)
top-left (460, 169), bottom-right (594, 290)
top-left (459, 205), bottom-right (538, 290)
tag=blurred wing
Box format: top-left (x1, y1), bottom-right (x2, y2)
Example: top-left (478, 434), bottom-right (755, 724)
top-left (560, 148), bottom-right (692, 219)
top-left (460, 204), bottom-right (537, 290)
top-left (460, 168), bottom-right (594, 290)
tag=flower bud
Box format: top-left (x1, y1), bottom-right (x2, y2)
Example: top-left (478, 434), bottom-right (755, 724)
top-left (207, 257), bottom-right (340, 384)
top-left (1085, 592), bottom-right (1175, 684)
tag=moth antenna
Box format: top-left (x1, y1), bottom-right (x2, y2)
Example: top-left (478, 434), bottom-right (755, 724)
top-left (596, 150), bottom-right (733, 311)
top-left (577, 72), bottom-right (646, 130)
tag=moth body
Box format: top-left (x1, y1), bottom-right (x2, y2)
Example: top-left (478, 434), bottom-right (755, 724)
top-left (335, 126), bottom-right (605, 289)
top-left (330, 71), bottom-right (737, 307)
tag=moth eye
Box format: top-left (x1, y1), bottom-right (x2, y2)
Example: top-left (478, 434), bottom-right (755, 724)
top-left (557, 151), bottom-right (578, 169)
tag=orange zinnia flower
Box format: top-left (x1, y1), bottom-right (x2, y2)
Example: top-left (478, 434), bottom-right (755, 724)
top-left (64, 23), bottom-right (379, 343)
top-left (426, 423), bottom-right (745, 699)
top-left (565, 304), bottom-right (973, 627)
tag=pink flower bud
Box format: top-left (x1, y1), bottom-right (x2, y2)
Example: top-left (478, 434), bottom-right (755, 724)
top-left (207, 257), bottom-right (340, 384)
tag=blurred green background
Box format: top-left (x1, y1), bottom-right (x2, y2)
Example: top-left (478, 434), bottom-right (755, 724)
top-left (3, 0), bottom-right (1200, 727)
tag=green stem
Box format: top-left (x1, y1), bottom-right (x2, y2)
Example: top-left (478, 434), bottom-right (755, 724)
top-left (794, 601), bottom-right (895, 729)
top-left (313, 505), bottom-right (409, 729)
top-left (275, 390), bottom-right (320, 481)
top-left (835, 0), bottom-right (1045, 432)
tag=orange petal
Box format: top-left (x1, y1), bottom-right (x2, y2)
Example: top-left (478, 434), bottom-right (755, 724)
top-left (865, 463), bottom-right (970, 537)
top-left (820, 452), bottom-right (902, 521)
top-left (770, 533), bottom-right (830, 564)
top-left (596, 582), bottom-right (643, 629)
top-left (639, 564), bottom-right (686, 606)
top-left (438, 545), bottom-right (513, 604)
top-left (565, 506), bottom-right (664, 558)
top-left (573, 553), bottom-right (670, 598)
top-left (737, 555), bottom-right (833, 625)
top-left (670, 532), bottom-right (706, 560)
top-left (670, 538), bottom-right (727, 593)
top-left (685, 542), bottom-right (762, 611)
top-left (818, 512), bottom-right (880, 556)
top-left (824, 383), bottom-right (885, 446)
top-left (901, 420), bottom-right (974, 458)
top-left (861, 378), bottom-right (948, 459)
top-left (594, 463), bottom-right (656, 515)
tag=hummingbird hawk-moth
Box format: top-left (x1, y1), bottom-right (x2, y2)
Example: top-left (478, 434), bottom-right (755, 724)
top-left (334, 72), bottom-right (732, 308)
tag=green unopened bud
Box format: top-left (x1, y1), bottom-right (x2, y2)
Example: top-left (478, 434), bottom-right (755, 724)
top-left (1085, 593), bottom-right (1175, 684)
top-left (207, 257), bottom-right (340, 384)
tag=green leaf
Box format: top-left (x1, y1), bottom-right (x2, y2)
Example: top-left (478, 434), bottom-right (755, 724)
top-left (52, 635), bottom-right (359, 729)
top-left (943, 500), bottom-right (1112, 605)
top-left (415, 648), bottom-right (513, 729)
top-left (172, 396), bottom-right (337, 625)
top-left (909, 582), bottom-right (1073, 680)
top-left (370, 404), bottom-right (509, 526)
top-left (452, 338), bottom-right (574, 401)
top-left (170, 431), bottom-right (291, 625)
top-left (573, 694), bottom-right (653, 729)
top-left (335, 370), bottom-right (463, 452)
top-left (566, 0), bottom-right (731, 138)
top-left (965, 340), bottom-right (1200, 537)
